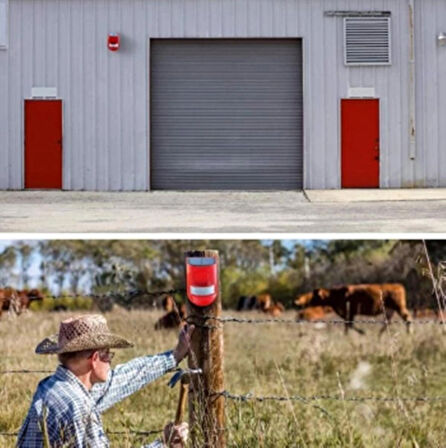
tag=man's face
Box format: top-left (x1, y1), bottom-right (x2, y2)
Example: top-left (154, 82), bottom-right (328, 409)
top-left (90, 349), bottom-right (114, 383)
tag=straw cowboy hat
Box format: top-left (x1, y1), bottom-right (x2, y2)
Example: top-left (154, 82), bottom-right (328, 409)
top-left (35, 314), bottom-right (133, 354)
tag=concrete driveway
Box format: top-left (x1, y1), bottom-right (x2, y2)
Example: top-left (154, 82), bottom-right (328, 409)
top-left (0, 190), bottom-right (445, 233)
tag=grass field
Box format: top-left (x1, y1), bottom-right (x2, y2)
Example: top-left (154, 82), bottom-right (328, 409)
top-left (1, 309), bottom-right (446, 447)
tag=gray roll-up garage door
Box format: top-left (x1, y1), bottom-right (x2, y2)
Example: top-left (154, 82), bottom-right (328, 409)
top-left (150, 39), bottom-right (303, 190)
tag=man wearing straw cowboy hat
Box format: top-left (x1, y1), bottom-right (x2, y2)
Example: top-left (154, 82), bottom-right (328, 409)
top-left (17, 314), bottom-right (194, 447)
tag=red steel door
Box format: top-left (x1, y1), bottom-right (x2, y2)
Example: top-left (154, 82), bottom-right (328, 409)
top-left (25, 100), bottom-right (62, 189)
top-left (341, 99), bottom-right (379, 188)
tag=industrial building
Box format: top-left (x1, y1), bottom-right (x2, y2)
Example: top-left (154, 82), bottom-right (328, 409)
top-left (0, 0), bottom-right (445, 190)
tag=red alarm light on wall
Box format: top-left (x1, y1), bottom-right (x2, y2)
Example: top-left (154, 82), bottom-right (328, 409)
top-left (186, 257), bottom-right (218, 307)
top-left (107, 33), bottom-right (120, 51)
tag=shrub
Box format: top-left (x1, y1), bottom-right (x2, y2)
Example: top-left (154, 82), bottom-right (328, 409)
top-left (74, 296), bottom-right (94, 310)
top-left (29, 296), bottom-right (94, 312)
top-left (40, 298), bottom-right (56, 312)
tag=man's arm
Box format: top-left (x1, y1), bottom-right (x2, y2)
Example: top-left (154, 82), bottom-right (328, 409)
top-left (91, 324), bottom-right (194, 413)
top-left (92, 351), bottom-right (177, 413)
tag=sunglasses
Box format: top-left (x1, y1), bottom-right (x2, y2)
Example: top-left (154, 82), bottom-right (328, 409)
top-left (89, 350), bottom-right (115, 363)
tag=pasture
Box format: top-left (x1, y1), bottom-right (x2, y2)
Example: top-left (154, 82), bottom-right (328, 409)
top-left (1, 309), bottom-right (446, 447)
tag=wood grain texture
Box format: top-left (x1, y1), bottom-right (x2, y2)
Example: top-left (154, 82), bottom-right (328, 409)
top-left (185, 250), bottom-right (225, 448)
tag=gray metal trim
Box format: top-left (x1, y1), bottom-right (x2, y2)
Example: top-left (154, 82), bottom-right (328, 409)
top-left (325, 11), bottom-right (391, 17)
top-left (147, 38), bottom-right (151, 191)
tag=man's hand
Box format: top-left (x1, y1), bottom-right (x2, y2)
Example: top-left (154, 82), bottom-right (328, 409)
top-left (173, 324), bottom-right (194, 364)
top-left (162, 422), bottom-right (189, 448)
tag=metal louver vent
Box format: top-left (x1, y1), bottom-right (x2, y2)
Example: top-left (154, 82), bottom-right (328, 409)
top-left (344, 17), bottom-right (391, 65)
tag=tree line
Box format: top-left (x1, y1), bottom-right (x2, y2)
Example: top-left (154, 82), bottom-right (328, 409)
top-left (0, 240), bottom-right (444, 310)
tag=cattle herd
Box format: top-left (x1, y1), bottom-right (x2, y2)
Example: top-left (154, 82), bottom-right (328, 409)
top-left (155, 283), bottom-right (444, 334)
top-left (295, 283), bottom-right (413, 335)
top-left (236, 294), bottom-right (285, 316)
top-left (0, 288), bottom-right (44, 318)
top-left (1, 284), bottom-right (444, 335)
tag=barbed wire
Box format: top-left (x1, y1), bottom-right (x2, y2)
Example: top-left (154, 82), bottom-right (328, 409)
top-left (0, 288), bottom-right (184, 304)
top-left (0, 369), bottom-right (53, 374)
top-left (2, 390), bottom-right (445, 440)
top-left (213, 390), bottom-right (446, 403)
top-left (0, 429), bottom-right (162, 438)
top-left (3, 286), bottom-right (445, 327)
top-left (186, 315), bottom-right (445, 327)
top-left (44, 288), bottom-right (185, 300)
top-left (109, 429), bottom-right (162, 436)
top-left (0, 366), bottom-right (186, 375)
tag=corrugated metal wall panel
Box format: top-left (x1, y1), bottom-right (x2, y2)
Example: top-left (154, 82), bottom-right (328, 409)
top-left (391, 0), bottom-right (404, 188)
top-left (0, 49), bottom-right (8, 187)
top-left (415, 0), bottom-right (444, 187)
top-left (0, 0), bottom-right (445, 190)
top-left (436, 1), bottom-right (446, 186)
top-left (0, 0), bottom-right (9, 188)
top-left (7, 0), bottom-right (20, 189)
top-left (150, 39), bottom-right (303, 190)
top-left (323, 2), bottom-right (338, 189)
top-left (83, 0), bottom-right (96, 190)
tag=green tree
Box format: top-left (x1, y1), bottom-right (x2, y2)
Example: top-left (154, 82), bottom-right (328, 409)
top-left (0, 246), bottom-right (17, 287)
top-left (15, 241), bottom-right (34, 289)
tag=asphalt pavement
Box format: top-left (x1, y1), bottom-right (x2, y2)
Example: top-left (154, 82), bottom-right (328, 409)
top-left (0, 190), bottom-right (445, 233)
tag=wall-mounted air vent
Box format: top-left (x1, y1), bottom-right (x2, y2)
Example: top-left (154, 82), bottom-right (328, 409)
top-left (344, 17), bottom-right (391, 66)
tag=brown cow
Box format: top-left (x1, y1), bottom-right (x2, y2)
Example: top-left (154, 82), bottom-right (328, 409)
top-left (257, 294), bottom-right (272, 312)
top-left (0, 288), bottom-right (45, 318)
top-left (155, 303), bottom-right (187, 330)
top-left (265, 301), bottom-right (285, 317)
top-left (162, 295), bottom-right (176, 312)
top-left (295, 292), bottom-right (332, 320)
top-left (296, 284), bottom-right (412, 335)
top-left (0, 288), bottom-right (19, 318)
top-left (296, 306), bottom-right (332, 321)
top-left (16, 289), bottom-right (44, 312)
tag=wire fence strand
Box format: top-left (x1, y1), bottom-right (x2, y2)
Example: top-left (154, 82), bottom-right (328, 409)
top-left (0, 429), bottom-right (162, 438)
top-left (0, 370), bottom-right (53, 374)
top-left (187, 315), bottom-right (444, 327)
top-left (44, 288), bottom-right (185, 300)
top-left (3, 390), bottom-right (444, 440)
top-left (3, 275), bottom-right (445, 439)
top-left (214, 390), bottom-right (446, 403)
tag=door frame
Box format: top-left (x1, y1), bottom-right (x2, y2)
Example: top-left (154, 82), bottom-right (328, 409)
top-left (23, 98), bottom-right (64, 190)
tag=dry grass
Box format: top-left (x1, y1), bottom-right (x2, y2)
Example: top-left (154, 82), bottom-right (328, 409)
top-left (1, 310), bottom-right (446, 447)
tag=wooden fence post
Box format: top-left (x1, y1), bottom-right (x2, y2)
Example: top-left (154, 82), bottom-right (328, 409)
top-left (185, 250), bottom-right (225, 448)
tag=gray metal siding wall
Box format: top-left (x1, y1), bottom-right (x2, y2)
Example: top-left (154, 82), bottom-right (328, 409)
top-left (0, 0), bottom-right (443, 190)
top-left (415, 0), bottom-right (446, 187)
top-left (151, 39), bottom-right (303, 190)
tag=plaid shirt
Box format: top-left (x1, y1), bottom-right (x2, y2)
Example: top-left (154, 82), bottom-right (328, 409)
top-left (17, 351), bottom-right (177, 448)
